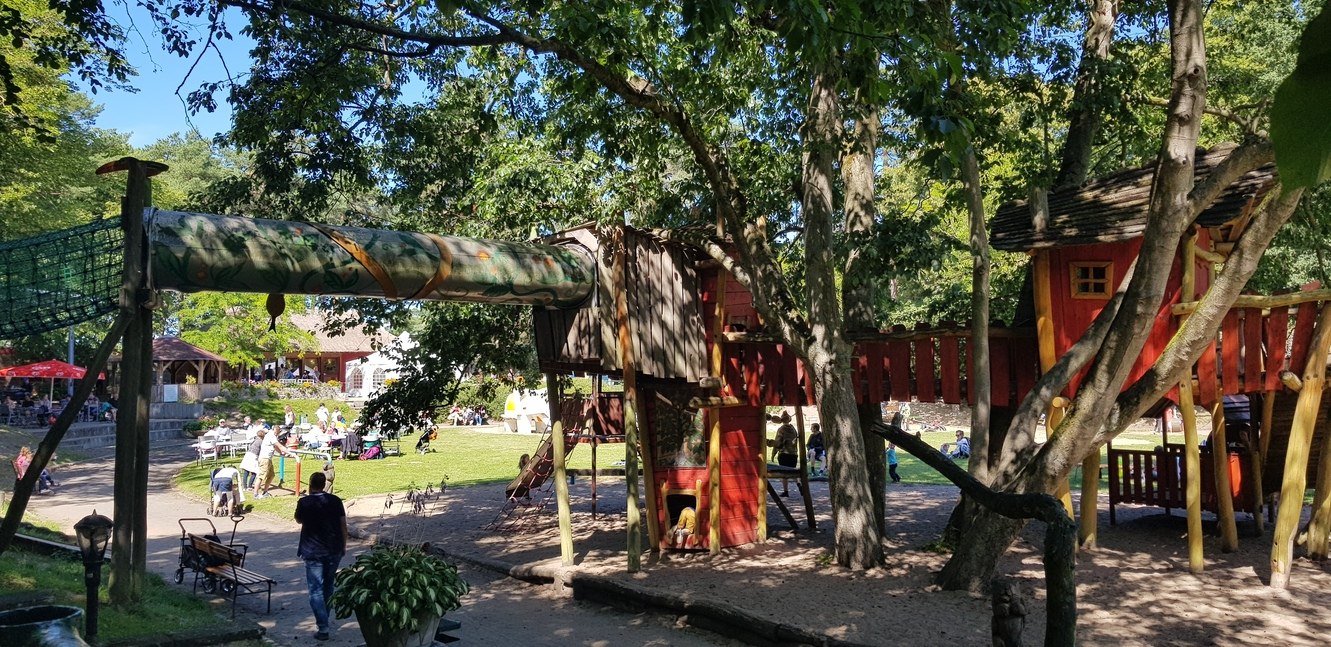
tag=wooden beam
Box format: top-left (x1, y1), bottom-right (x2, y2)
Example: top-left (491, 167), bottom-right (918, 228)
top-left (708, 272), bottom-right (726, 555)
top-left (686, 396), bottom-right (749, 409)
top-left (1172, 288), bottom-right (1331, 315)
top-left (546, 373), bottom-right (575, 566)
top-left (1270, 303), bottom-right (1331, 588)
top-left (613, 230), bottom-right (643, 572)
top-left (1210, 402), bottom-right (1239, 552)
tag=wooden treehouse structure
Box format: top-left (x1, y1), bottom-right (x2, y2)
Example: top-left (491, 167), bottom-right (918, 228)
top-left (993, 143), bottom-right (1331, 584)
top-left (9, 153), bottom-right (1331, 589)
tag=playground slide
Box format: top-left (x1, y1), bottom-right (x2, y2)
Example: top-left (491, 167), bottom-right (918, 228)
top-left (150, 210), bottom-right (595, 308)
top-left (505, 432), bottom-right (579, 499)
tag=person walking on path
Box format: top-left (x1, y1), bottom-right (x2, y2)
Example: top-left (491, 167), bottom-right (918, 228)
top-left (887, 443), bottom-right (901, 483)
top-left (295, 471), bottom-right (347, 642)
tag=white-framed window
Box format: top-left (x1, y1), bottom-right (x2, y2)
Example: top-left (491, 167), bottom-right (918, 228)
top-left (348, 368), bottom-right (363, 392)
top-left (372, 368), bottom-right (388, 389)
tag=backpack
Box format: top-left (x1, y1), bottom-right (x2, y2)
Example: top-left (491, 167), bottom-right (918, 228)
top-left (360, 446), bottom-right (381, 460)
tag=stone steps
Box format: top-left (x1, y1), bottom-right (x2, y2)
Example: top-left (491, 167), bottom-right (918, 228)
top-left (56, 419), bottom-right (193, 451)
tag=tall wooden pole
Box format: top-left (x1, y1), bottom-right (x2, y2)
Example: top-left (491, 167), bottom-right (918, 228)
top-left (547, 373), bottom-right (574, 566)
top-left (1270, 303), bottom-right (1331, 588)
top-left (104, 158), bottom-right (156, 604)
top-left (0, 312), bottom-right (130, 554)
top-left (1178, 230), bottom-right (1204, 572)
top-left (1032, 251), bottom-right (1074, 517)
top-left (613, 230), bottom-right (642, 572)
top-left (1250, 392), bottom-right (1271, 534)
top-left (794, 405), bottom-right (816, 530)
top-left (708, 272), bottom-right (726, 555)
top-left (1305, 422), bottom-right (1331, 559)
top-left (1210, 402), bottom-right (1239, 552)
top-left (1179, 380), bottom-right (1205, 573)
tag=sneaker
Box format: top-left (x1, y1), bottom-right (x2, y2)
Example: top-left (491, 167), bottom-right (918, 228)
top-left (314, 631), bottom-right (330, 641)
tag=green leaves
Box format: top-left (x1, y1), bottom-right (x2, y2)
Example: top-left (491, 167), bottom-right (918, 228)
top-left (1271, 6), bottom-right (1331, 189)
top-left (329, 544), bottom-right (469, 633)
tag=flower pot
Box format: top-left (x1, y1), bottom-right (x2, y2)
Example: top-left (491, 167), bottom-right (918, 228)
top-left (356, 608), bottom-right (441, 647)
top-left (0, 605), bottom-right (89, 647)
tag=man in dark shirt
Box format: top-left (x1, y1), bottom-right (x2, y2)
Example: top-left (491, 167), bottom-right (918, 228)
top-left (295, 471), bottom-right (347, 641)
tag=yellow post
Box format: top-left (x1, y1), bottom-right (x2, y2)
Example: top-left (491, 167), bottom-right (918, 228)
top-left (1271, 303), bottom-right (1331, 588)
top-left (1179, 381), bottom-right (1205, 574)
top-left (1032, 251), bottom-right (1074, 516)
top-left (547, 373), bottom-right (575, 566)
top-left (1178, 229), bottom-right (1204, 571)
top-left (1210, 402), bottom-right (1239, 552)
top-left (708, 272), bottom-right (726, 555)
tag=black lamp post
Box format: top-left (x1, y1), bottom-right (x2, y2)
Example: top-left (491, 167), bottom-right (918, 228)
top-left (73, 511), bottom-right (114, 641)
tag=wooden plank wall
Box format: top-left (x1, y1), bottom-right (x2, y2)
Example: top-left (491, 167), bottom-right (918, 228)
top-left (716, 406), bottom-right (762, 548)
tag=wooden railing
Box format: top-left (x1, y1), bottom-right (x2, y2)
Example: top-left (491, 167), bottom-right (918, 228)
top-left (716, 325), bottom-right (1040, 408)
top-left (1106, 444), bottom-right (1255, 523)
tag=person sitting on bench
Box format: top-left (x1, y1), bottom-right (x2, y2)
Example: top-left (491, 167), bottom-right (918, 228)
top-left (940, 430), bottom-right (971, 460)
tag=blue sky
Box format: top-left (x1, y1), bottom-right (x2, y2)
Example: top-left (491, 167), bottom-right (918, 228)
top-left (88, 5), bottom-right (253, 147)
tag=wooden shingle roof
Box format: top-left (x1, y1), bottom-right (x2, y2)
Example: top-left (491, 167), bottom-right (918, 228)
top-left (153, 337), bottom-right (226, 362)
top-left (991, 144), bottom-right (1277, 252)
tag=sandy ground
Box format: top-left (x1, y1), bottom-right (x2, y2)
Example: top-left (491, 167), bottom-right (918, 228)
top-left (16, 403), bottom-right (1331, 646)
top-left (350, 402), bottom-right (1331, 647)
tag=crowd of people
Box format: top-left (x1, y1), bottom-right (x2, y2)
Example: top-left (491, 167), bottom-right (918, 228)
top-left (2, 391), bottom-right (116, 424)
top-left (445, 404), bottom-right (488, 426)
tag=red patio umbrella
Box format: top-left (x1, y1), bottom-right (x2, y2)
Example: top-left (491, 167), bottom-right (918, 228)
top-left (0, 359), bottom-right (106, 399)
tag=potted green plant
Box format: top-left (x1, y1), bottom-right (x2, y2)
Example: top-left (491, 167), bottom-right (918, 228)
top-left (329, 544), bottom-right (469, 647)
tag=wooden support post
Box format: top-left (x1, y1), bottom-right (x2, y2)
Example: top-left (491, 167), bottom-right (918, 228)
top-left (708, 272), bottom-right (726, 555)
top-left (794, 405), bottom-right (816, 530)
top-left (0, 312), bottom-right (131, 553)
top-left (1179, 381), bottom-right (1205, 574)
top-left (757, 413), bottom-right (769, 540)
top-left (547, 373), bottom-right (575, 566)
top-left (1210, 402), bottom-right (1239, 552)
top-left (613, 231), bottom-right (642, 572)
top-left (1033, 251), bottom-right (1074, 516)
top-left (1251, 391), bottom-right (1274, 534)
top-left (1306, 421), bottom-right (1331, 559)
top-left (106, 158), bottom-right (155, 604)
top-left (1271, 303), bottom-right (1331, 588)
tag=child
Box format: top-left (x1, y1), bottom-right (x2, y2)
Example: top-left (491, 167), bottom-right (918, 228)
top-left (670, 507), bottom-right (697, 548)
top-left (887, 443), bottom-right (900, 483)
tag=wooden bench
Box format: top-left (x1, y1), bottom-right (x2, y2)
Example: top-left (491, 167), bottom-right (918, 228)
top-left (186, 534), bottom-right (275, 617)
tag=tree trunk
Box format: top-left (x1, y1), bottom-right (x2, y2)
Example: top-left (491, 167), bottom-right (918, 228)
top-left (940, 0), bottom-right (1211, 591)
top-left (842, 99), bottom-right (885, 533)
top-left (1055, 0), bottom-right (1121, 190)
top-left (803, 67), bottom-right (883, 569)
top-left (814, 350), bottom-right (885, 568)
top-left (960, 144), bottom-right (992, 482)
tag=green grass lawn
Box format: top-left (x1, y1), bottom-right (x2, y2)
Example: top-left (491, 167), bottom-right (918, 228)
top-left (176, 426), bottom-right (605, 515)
top-left (0, 548), bottom-right (234, 642)
top-left (176, 421), bottom-right (1156, 515)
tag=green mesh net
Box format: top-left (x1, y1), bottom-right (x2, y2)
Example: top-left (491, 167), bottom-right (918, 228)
top-left (0, 217), bottom-right (124, 339)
